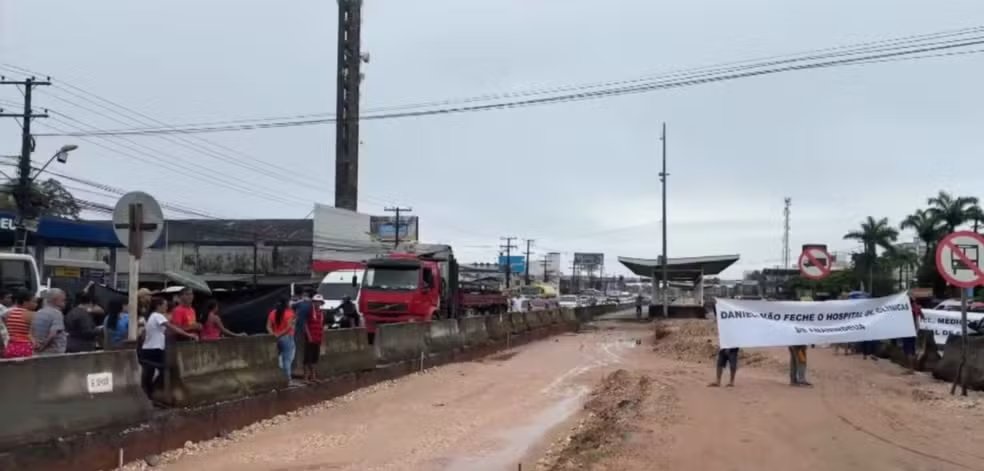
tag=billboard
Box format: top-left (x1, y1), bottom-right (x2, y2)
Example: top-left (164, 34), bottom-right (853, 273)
top-left (498, 255), bottom-right (526, 274)
top-left (370, 215), bottom-right (419, 243)
top-left (574, 252), bottom-right (604, 268)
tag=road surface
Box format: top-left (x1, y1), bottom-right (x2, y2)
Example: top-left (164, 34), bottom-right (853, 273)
top-left (125, 313), bottom-right (984, 470)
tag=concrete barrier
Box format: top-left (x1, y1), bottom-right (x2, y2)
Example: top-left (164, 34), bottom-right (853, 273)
top-left (375, 322), bottom-right (429, 364)
top-left (318, 328), bottom-right (376, 377)
top-left (459, 317), bottom-right (490, 347)
top-left (561, 308), bottom-right (578, 327)
top-left (165, 335), bottom-right (287, 407)
top-left (524, 311), bottom-right (543, 330)
top-left (428, 319), bottom-right (465, 353)
top-left (933, 335), bottom-right (984, 390)
top-left (485, 313), bottom-right (510, 340)
top-left (0, 350), bottom-right (151, 449)
top-left (509, 312), bottom-right (528, 333)
top-left (546, 309), bottom-right (562, 325)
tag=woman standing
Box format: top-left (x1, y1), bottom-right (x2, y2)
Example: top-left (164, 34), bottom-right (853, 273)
top-left (65, 292), bottom-right (103, 353)
top-left (140, 297), bottom-right (197, 399)
top-left (2, 290), bottom-right (37, 358)
top-left (302, 295), bottom-right (326, 382)
top-left (199, 300), bottom-right (245, 341)
top-left (266, 298), bottom-right (296, 383)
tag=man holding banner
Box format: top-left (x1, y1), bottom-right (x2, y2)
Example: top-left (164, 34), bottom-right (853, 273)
top-left (715, 293), bottom-right (917, 383)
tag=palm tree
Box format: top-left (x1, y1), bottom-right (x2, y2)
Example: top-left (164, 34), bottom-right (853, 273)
top-left (927, 191), bottom-right (981, 233)
top-left (969, 205), bottom-right (984, 233)
top-left (887, 248), bottom-right (919, 291)
top-left (844, 216), bottom-right (900, 294)
top-left (901, 209), bottom-right (943, 247)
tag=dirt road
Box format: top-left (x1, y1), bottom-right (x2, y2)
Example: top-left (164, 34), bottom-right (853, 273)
top-left (543, 316), bottom-right (984, 471)
top-left (127, 314), bottom-right (644, 471)
top-left (126, 313), bottom-right (984, 471)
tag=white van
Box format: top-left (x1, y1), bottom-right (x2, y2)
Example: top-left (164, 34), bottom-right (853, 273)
top-left (318, 268), bottom-right (364, 312)
top-left (0, 253), bottom-right (42, 296)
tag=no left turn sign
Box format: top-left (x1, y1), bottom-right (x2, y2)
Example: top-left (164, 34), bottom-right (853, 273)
top-left (798, 246), bottom-right (832, 280)
top-left (936, 231), bottom-right (984, 288)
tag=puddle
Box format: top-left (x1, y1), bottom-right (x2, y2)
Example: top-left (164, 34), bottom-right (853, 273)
top-left (442, 386), bottom-right (588, 471)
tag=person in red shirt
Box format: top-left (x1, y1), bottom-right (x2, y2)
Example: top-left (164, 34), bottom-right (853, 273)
top-left (302, 295), bottom-right (326, 381)
top-left (266, 298), bottom-right (296, 384)
top-left (170, 288), bottom-right (201, 339)
top-left (199, 300), bottom-right (246, 341)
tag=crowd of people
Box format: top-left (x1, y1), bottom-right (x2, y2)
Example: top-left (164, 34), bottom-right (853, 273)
top-left (0, 284), bottom-right (363, 398)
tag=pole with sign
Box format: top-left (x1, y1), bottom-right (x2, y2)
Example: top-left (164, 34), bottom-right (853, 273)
top-left (113, 192), bottom-right (164, 342)
top-left (935, 230), bottom-right (984, 396)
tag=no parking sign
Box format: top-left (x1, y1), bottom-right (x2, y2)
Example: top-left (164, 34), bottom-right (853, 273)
top-left (936, 231), bottom-right (984, 289)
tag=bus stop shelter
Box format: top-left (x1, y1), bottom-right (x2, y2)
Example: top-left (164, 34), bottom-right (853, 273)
top-left (618, 254), bottom-right (740, 307)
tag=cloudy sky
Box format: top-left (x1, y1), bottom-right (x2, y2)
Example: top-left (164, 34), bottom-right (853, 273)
top-left (1, 0), bottom-right (983, 277)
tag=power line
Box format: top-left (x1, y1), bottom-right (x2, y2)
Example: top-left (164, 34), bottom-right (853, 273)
top-left (22, 27), bottom-right (984, 137)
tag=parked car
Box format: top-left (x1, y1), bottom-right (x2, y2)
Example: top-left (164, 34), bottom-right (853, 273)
top-left (558, 295), bottom-right (580, 309)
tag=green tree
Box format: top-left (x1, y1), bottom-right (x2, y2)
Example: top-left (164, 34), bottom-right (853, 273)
top-left (843, 216), bottom-right (899, 295)
top-left (0, 178), bottom-right (81, 219)
top-left (927, 191), bottom-right (980, 233)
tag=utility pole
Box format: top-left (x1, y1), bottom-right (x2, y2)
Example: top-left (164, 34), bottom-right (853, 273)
top-left (782, 197), bottom-right (792, 269)
top-left (540, 258), bottom-right (550, 282)
top-left (334, 0), bottom-right (364, 211)
top-left (384, 206), bottom-right (412, 248)
top-left (1, 76), bottom-right (51, 253)
top-left (523, 239), bottom-right (534, 285)
top-left (500, 237), bottom-right (517, 289)
top-left (659, 122), bottom-right (669, 318)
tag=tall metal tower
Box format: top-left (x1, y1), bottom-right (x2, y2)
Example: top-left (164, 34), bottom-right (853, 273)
top-left (782, 197), bottom-right (792, 268)
top-left (334, 0), bottom-right (363, 211)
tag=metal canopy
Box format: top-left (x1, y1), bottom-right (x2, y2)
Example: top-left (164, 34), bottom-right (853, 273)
top-left (618, 254), bottom-right (740, 281)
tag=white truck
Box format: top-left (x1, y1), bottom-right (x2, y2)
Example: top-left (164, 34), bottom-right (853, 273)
top-left (0, 253), bottom-right (43, 296)
top-left (317, 268), bottom-right (363, 312)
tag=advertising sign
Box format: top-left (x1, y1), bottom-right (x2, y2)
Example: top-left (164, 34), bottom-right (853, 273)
top-left (499, 255), bottom-right (526, 274)
top-left (574, 252), bottom-right (604, 268)
top-left (370, 215), bottom-right (419, 243)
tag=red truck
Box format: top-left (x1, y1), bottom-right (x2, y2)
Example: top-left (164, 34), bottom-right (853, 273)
top-left (359, 245), bottom-right (508, 333)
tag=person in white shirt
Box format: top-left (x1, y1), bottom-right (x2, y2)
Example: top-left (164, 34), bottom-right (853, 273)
top-left (139, 297), bottom-right (197, 400)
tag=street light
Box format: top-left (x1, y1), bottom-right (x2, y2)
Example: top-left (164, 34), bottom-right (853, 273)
top-left (32, 144), bottom-right (78, 180)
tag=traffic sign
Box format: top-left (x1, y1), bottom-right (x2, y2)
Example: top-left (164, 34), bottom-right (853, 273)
top-left (112, 191), bottom-right (164, 257)
top-left (935, 231), bottom-right (984, 288)
top-left (798, 246), bottom-right (832, 280)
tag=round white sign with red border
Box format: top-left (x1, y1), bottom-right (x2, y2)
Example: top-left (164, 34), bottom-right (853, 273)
top-left (798, 246), bottom-right (832, 280)
top-left (936, 230), bottom-right (984, 288)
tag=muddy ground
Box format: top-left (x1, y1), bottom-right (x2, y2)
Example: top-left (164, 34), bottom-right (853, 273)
top-left (539, 316), bottom-right (984, 471)
top-left (117, 312), bottom-right (984, 470)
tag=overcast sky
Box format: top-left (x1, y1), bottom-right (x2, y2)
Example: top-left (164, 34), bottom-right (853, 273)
top-left (1, 0), bottom-right (983, 277)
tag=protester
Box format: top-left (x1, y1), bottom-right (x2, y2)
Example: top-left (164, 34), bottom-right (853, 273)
top-left (900, 295), bottom-right (924, 374)
top-left (788, 346), bottom-right (799, 385)
top-left (267, 297), bottom-right (297, 383)
top-left (139, 297), bottom-right (197, 400)
top-left (3, 290), bottom-right (36, 358)
top-left (292, 288), bottom-right (314, 369)
top-left (137, 288), bottom-right (153, 318)
top-left (65, 291), bottom-right (102, 353)
top-left (31, 288), bottom-right (67, 355)
top-left (635, 294), bottom-right (644, 319)
top-left (793, 345), bottom-right (812, 386)
top-left (170, 287), bottom-right (201, 338)
top-left (709, 347), bottom-right (739, 387)
top-left (0, 313), bottom-right (7, 352)
top-left (199, 300), bottom-right (245, 340)
top-left (302, 295), bottom-right (326, 382)
top-left (337, 295), bottom-right (360, 328)
top-left (103, 299), bottom-right (131, 348)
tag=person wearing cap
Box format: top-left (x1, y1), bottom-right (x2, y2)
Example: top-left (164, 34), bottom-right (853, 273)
top-left (302, 294), bottom-right (326, 381)
top-left (137, 288), bottom-right (153, 319)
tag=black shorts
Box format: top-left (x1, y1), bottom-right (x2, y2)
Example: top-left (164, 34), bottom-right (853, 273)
top-left (717, 348), bottom-right (739, 369)
top-left (303, 342), bottom-right (321, 365)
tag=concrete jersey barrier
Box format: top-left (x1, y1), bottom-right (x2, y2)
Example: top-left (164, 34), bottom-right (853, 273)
top-left (524, 311), bottom-right (542, 330)
top-left (375, 322), bottom-right (429, 364)
top-left (165, 335), bottom-right (287, 407)
top-left (933, 335), bottom-right (984, 390)
top-left (459, 317), bottom-right (490, 347)
top-left (509, 312), bottom-right (529, 333)
top-left (428, 319), bottom-right (465, 353)
top-left (485, 313), bottom-right (510, 340)
top-left (0, 350), bottom-right (151, 449)
top-left (318, 328), bottom-right (376, 377)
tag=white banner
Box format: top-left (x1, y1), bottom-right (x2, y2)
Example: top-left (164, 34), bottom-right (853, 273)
top-left (715, 293), bottom-right (917, 348)
top-left (921, 309), bottom-right (984, 347)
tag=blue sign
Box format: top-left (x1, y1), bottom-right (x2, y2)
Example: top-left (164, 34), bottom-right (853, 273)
top-left (498, 255), bottom-right (526, 274)
top-left (377, 223), bottom-right (409, 239)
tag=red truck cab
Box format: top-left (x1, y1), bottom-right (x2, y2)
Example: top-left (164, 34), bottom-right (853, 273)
top-left (359, 254), bottom-right (446, 333)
